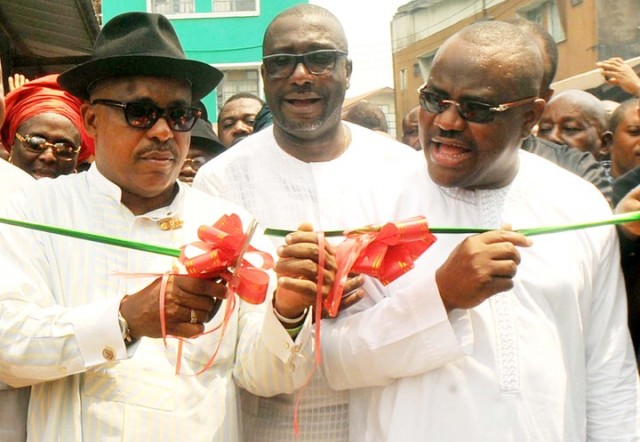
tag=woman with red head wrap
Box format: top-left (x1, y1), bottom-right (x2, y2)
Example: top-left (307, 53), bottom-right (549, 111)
top-left (1, 74), bottom-right (94, 179)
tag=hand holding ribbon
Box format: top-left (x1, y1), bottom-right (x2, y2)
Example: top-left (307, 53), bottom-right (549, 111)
top-left (273, 223), bottom-right (337, 322)
top-left (324, 216), bottom-right (437, 317)
top-left (161, 214), bottom-right (273, 375)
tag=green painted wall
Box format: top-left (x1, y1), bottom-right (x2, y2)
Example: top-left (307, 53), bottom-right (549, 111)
top-left (102, 0), bottom-right (306, 117)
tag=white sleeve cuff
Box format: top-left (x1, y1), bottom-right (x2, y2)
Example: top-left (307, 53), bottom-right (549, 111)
top-left (261, 305), bottom-right (313, 385)
top-left (71, 297), bottom-right (129, 367)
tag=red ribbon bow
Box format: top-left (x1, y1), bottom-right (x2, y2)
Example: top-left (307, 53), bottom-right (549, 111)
top-left (325, 216), bottom-right (436, 317)
top-left (160, 214), bottom-right (273, 376)
top-left (179, 214), bottom-right (273, 304)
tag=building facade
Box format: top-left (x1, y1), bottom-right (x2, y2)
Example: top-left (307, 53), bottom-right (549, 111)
top-left (103, 0), bottom-right (306, 119)
top-left (391, 0), bottom-right (640, 130)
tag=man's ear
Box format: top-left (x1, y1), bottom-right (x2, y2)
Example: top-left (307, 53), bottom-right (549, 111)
top-left (599, 130), bottom-right (613, 160)
top-left (520, 98), bottom-right (546, 138)
top-left (81, 102), bottom-right (97, 138)
top-left (345, 59), bottom-right (353, 90)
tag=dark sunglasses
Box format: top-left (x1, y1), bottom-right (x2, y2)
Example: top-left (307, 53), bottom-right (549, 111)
top-left (91, 99), bottom-right (202, 132)
top-left (15, 132), bottom-right (80, 161)
top-left (418, 87), bottom-right (537, 124)
top-left (262, 49), bottom-right (348, 79)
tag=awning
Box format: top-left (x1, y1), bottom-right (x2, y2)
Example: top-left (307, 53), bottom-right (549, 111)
top-left (0, 0), bottom-right (99, 78)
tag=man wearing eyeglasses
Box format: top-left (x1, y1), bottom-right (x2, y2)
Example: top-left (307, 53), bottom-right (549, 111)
top-left (0, 12), bottom-right (336, 441)
top-left (1, 74), bottom-right (94, 179)
top-left (319, 21), bottom-right (640, 441)
top-left (194, 4), bottom-right (418, 441)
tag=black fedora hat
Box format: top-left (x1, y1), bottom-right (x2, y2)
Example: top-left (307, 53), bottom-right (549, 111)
top-left (58, 12), bottom-right (223, 101)
top-left (191, 118), bottom-right (226, 156)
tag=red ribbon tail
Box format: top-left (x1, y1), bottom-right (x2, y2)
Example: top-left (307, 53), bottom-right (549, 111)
top-left (315, 232), bottom-right (325, 365)
top-left (159, 272), bottom-right (171, 349)
top-left (324, 235), bottom-right (373, 317)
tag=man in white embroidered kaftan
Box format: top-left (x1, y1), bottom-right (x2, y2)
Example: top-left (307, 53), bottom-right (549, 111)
top-left (0, 12), bottom-right (336, 441)
top-left (194, 4), bottom-right (419, 441)
top-left (319, 21), bottom-right (640, 441)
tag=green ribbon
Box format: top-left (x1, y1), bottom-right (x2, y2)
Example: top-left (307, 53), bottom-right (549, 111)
top-left (264, 211), bottom-right (640, 238)
top-left (0, 211), bottom-right (638, 257)
top-left (517, 211), bottom-right (640, 236)
top-left (0, 217), bottom-right (181, 257)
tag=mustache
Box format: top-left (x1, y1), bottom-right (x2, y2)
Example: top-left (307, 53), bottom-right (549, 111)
top-left (433, 128), bottom-right (462, 139)
top-left (288, 83), bottom-right (315, 94)
top-left (136, 142), bottom-right (179, 158)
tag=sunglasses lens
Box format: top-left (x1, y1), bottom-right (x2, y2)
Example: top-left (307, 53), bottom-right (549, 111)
top-left (458, 101), bottom-right (493, 123)
top-left (52, 143), bottom-right (77, 159)
top-left (124, 103), bottom-right (159, 129)
top-left (166, 108), bottom-right (200, 131)
top-left (420, 92), bottom-right (446, 113)
top-left (25, 136), bottom-right (46, 152)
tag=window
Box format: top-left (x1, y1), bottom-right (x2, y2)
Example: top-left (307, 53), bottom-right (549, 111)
top-left (377, 103), bottom-right (396, 136)
top-left (216, 68), bottom-right (260, 111)
top-left (400, 69), bottom-right (407, 91)
top-left (522, 0), bottom-right (566, 42)
top-left (150, 0), bottom-right (194, 14)
top-left (413, 63), bottom-right (420, 77)
top-left (149, 0), bottom-right (258, 16)
top-left (213, 0), bottom-right (256, 12)
top-left (417, 53), bottom-right (435, 83)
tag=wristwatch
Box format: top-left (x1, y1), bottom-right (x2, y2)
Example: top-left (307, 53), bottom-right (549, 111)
top-left (118, 311), bottom-right (133, 343)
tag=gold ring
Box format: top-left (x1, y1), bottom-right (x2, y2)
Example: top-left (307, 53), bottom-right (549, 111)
top-left (190, 309), bottom-right (198, 324)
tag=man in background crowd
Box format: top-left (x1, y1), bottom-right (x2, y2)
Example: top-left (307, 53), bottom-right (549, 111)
top-left (217, 92), bottom-right (264, 147)
top-left (401, 105), bottom-right (421, 150)
top-left (537, 89), bottom-right (612, 165)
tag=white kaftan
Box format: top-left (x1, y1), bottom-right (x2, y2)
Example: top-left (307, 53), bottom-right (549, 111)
top-left (194, 122), bottom-right (419, 441)
top-left (320, 150), bottom-right (640, 441)
top-left (0, 165), bottom-right (314, 442)
top-left (0, 159), bottom-right (33, 442)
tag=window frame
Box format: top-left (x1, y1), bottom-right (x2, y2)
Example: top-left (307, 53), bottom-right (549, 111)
top-left (147, 0), bottom-right (260, 19)
top-left (215, 62), bottom-right (263, 113)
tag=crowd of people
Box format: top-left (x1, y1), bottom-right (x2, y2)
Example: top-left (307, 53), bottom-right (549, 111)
top-left (0, 4), bottom-right (639, 441)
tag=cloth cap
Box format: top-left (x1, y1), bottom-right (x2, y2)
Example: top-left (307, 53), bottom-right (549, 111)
top-left (191, 119), bottom-right (225, 156)
top-left (1, 74), bottom-right (95, 163)
top-left (58, 12), bottom-right (223, 101)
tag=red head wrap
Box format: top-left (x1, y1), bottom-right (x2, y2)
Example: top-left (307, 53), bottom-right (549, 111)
top-left (1, 74), bottom-right (94, 163)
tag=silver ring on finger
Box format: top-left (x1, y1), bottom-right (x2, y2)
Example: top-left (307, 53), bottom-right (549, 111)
top-left (190, 308), bottom-right (198, 324)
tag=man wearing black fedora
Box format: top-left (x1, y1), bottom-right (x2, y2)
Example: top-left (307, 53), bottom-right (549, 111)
top-left (0, 12), bottom-right (333, 441)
